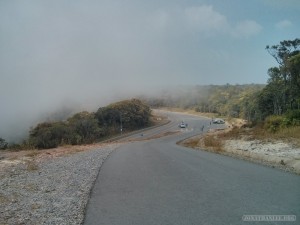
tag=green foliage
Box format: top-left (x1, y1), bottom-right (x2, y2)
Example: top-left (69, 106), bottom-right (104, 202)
top-left (264, 110), bottom-right (300, 133)
top-left (7, 140), bottom-right (35, 151)
top-left (96, 98), bottom-right (151, 132)
top-left (0, 137), bottom-right (8, 150)
top-left (144, 84), bottom-right (264, 121)
top-left (29, 122), bottom-right (71, 149)
top-left (284, 109), bottom-right (300, 126)
top-left (262, 39), bottom-right (300, 115)
top-left (28, 99), bottom-right (151, 149)
top-left (67, 111), bottom-right (102, 144)
top-left (264, 115), bottom-right (284, 132)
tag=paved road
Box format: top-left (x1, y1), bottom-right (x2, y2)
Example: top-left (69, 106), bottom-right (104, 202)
top-left (84, 111), bottom-right (300, 225)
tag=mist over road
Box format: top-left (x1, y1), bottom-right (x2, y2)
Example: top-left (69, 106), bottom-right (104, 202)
top-left (84, 112), bottom-right (300, 225)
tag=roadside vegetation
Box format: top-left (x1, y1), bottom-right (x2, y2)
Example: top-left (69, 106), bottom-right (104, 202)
top-left (146, 38), bottom-right (300, 142)
top-left (0, 99), bottom-right (151, 150)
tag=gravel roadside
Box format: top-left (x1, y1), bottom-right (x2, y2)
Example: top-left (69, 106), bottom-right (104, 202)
top-left (0, 144), bottom-right (119, 225)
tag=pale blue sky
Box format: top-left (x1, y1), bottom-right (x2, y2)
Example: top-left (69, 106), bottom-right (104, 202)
top-left (0, 0), bottom-right (299, 140)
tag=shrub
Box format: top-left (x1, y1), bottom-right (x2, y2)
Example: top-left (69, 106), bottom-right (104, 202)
top-left (264, 115), bottom-right (284, 132)
top-left (96, 98), bottom-right (151, 132)
top-left (26, 98), bottom-right (151, 149)
top-left (68, 111), bottom-right (102, 144)
top-left (0, 137), bottom-right (8, 150)
top-left (29, 122), bottom-right (70, 149)
top-left (284, 110), bottom-right (300, 126)
top-left (284, 109), bottom-right (300, 121)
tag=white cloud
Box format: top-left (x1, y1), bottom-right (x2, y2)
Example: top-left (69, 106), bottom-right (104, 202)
top-left (149, 5), bottom-right (262, 39)
top-left (184, 5), bottom-right (229, 33)
top-left (275, 19), bottom-right (292, 29)
top-left (148, 9), bottom-right (169, 30)
top-left (231, 20), bottom-right (263, 38)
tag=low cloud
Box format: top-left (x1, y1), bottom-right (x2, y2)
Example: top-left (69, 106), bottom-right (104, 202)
top-left (149, 5), bottom-right (262, 39)
top-left (0, 1), bottom-right (267, 142)
top-left (184, 5), bottom-right (229, 34)
top-left (275, 20), bottom-right (292, 29)
top-left (231, 20), bottom-right (263, 38)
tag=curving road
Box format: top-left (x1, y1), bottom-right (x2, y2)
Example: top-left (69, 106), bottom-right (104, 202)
top-left (84, 111), bottom-right (300, 225)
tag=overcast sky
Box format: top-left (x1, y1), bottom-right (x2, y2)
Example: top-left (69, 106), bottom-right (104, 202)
top-left (0, 0), bottom-right (299, 141)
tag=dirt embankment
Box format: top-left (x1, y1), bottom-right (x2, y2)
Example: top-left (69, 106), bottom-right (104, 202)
top-left (180, 119), bottom-right (300, 175)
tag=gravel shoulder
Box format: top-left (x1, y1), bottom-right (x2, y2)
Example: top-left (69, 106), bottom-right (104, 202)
top-left (0, 143), bottom-right (119, 225)
top-left (0, 112), bottom-right (169, 225)
top-left (223, 138), bottom-right (300, 174)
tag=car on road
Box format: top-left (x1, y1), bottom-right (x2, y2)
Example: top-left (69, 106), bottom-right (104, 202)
top-left (212, 118), bottom-right (225, 124)
top-left (179, 122), bottom-right (188, 128)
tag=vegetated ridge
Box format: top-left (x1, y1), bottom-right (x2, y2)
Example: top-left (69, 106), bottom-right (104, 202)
top-left (0, 99), bottom-right (151, 150)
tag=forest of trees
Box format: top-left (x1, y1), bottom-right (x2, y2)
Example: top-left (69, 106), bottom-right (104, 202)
top-left (144, 84), bottom-right (264, 121)
top-left (2, 99), bottom-right (151, 150)
top-left (145, 38), bottom-right (300, 131)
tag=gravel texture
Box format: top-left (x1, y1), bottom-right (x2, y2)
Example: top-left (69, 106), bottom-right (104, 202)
top-left (223, 139), bottom-right (300, 174)
top-left (0, 144), bottom-right (118, 225)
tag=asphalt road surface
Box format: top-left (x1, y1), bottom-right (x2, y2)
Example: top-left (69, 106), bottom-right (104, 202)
top-left (84, 111), bottom-right (300, 225)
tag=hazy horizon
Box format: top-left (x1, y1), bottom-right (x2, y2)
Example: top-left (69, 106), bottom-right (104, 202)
top-left (1, 0), bottom-right (299, 141)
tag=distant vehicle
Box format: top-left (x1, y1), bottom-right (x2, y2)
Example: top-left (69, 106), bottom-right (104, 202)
top-left (179, 122), bottom-right (188, 128)
top-left (212, 118), bottom-right (225, 124)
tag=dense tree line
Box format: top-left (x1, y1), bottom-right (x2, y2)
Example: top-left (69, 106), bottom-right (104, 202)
top-left (259, 39), bottom-right (300, 116)
top-left (144, 84), bottom-right (264, 121)
top-left (258, 38), bottom-right (300, 131)
top-left (145, 38), bottom-right (300, 132)
top-left (0, 99), bottom-right (151, 150)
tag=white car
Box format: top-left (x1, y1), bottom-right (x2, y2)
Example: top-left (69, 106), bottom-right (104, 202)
top-left (179, 123), bottom-right (186, 128)
top-left (179, 122), bottom-right (188, 128)
top-left (212, 118), bottom-right (225, 124)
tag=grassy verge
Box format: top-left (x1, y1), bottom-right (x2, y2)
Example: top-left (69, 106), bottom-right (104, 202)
top-left (220, 124), bottom-right (300, 147)
top-left (181, 134), bottom-right (224, 153)
top-left (158, 107), bottom-right (217, 119)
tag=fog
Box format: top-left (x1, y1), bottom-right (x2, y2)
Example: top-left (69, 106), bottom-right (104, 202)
top-left (1, 0), bottom-right (298, 142)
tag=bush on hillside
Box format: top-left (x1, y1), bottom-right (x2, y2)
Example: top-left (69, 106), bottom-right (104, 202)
top-left (0, 137), bottom-right (8, 150)
top-left (28, 99), bottom-right (151, 149)
top-left (67, 111), bottom-right (103, 144)
top-left (264, 115), bottom-right (284, 132)
top-left (96, 99), bottom-right (151, 132)
top-left (29, 122), bottom-right (71, 149)
top-left (284, 109), bottom-right (300, 126)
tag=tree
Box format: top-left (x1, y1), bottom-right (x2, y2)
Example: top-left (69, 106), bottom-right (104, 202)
top-left (266, 39), bottom-right (300, 66)
top-left (0, 137), bottom-right (8, 150)
top-left (287, 53), bottom-right (300, 109)
top-left (67, 111), bottom-right (102, 144)
top-left (95, 99), bottom-right (151, 133)
top-left (29, 122), bottom-right (71, 149)
top-left (266, 39), bottom-right (300, 112)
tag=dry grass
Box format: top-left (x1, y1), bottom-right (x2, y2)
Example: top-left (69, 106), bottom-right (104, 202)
top-left (203, 135), bottom-right (223, 152)
top-left (25, 150), bottom-right (40, 158)
top-left (26, 160), bottom-right (39, 171)
top-left (159, 107), bottom-right (217, 119)
top-left (24, 183), bottom-right (38, 192)
top-left (218, 126), bottom-right (243, 139)
top-left (273, 126), bottom-right (300, 139)
top-left (0, 194), bottom-right (9, 204)
top-left (182, 138), bottom-right (200, 148)
top-left (234, 125), bottom-right (300, 145)
top-left (216, 122), bottom-right (300, 147)
top-left (31, 203), bottom-right (42, 210)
